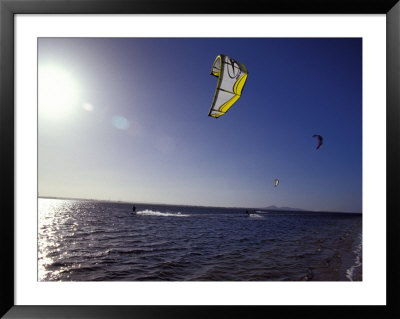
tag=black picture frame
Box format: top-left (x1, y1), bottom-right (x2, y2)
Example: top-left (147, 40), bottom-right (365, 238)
top-left (1, 0), bottom-right (399, 318)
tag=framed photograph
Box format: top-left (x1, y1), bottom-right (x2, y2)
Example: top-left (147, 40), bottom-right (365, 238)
top-left (1, 0), bottom-right (399, 318)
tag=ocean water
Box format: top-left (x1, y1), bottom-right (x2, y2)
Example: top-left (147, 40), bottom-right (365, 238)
top-left (38, 198), bottom-right (362, 281)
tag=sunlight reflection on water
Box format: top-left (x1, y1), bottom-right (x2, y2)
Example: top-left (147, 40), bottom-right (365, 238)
top-left (38, 199), bottom-right (79, 280)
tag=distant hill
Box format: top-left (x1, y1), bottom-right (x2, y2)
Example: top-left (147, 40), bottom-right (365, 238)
top-left (260, 205), bottom-right (305, 211)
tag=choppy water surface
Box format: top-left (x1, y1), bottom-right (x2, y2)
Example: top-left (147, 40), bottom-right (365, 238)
top-left (38, 198), bottom-right (362, 281)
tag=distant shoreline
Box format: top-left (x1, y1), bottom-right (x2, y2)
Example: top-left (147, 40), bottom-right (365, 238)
top-left (38, 196), bottom-right (362, 215)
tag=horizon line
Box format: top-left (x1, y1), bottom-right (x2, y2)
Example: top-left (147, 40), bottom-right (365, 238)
top-left (38, 195), bottom-right (362, 214)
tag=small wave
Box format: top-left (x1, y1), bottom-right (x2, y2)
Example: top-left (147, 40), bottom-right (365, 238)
top-left (136, 209), bottom-right (190, 217)
top-left (69, 265), bottom-right (103, 273)
top-left (110, 248), bottom-right (152, 255)
top-left (345, 233), bottom-right (362, 281)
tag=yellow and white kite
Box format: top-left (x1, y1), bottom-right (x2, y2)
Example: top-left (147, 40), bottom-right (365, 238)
top-left (208, 54), bottom-right (248, 118)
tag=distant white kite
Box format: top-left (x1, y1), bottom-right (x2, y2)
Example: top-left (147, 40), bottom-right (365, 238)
top-left (274, 178), bottom-right (279, 187)
top-left (208, 54), bottom-right (248, 118)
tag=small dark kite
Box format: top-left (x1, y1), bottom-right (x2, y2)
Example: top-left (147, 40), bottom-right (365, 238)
top-left (312, 134), bottom-right (323, 150)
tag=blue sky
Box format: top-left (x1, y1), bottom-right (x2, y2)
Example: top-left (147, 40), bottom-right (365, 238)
top-left (38, 38), bottom-right (362, 212)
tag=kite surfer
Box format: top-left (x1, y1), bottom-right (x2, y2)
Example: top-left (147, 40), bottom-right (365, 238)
top-left (132, 205), bottom-right (136, 214)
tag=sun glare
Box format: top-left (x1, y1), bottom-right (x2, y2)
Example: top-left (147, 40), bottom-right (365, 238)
top-left (39, 64), bottom-right (81, 119)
